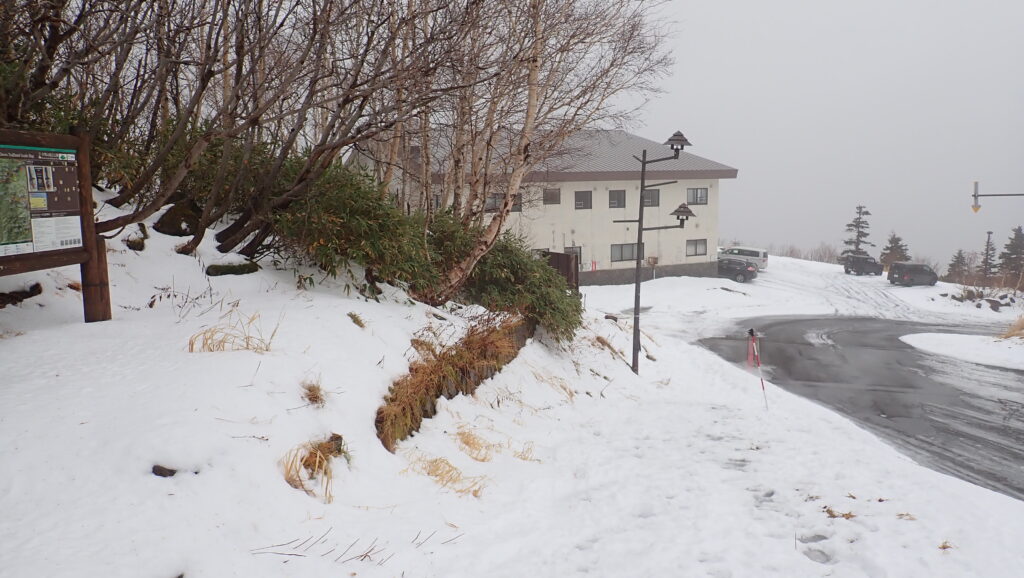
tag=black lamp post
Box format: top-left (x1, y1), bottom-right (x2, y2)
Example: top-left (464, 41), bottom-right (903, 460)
top-left (972, 181), bottom-right (1024, 212)
top-left (613, 131), bottom-right (694, 374)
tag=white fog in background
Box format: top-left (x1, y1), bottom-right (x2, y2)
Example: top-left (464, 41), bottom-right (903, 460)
top-left (632, 0), bottom-right (1024, 267)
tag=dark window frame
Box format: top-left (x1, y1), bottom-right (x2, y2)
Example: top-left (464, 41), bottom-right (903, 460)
top-left (642, 188), bottom-right (660, 207)
top-left (543, 188), bottom-right (561, 205)
top-left (574, 190), bottom-right (592, 210)
top-left (608, 189), bottom-right (626, 208)
top-left (687, 187), bottom-right (709, 205)
top-left (686, 238), bottom-right (708, 256)
top-left (611, 242), bottom-right (643, 262)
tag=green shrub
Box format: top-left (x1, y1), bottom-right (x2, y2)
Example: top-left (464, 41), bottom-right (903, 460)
top-left (272, 171), bottom-right (580, 341)
top-left (272, 167), bottom-right (437, 292)
top-left (464, 233), bottom-right (582, 342)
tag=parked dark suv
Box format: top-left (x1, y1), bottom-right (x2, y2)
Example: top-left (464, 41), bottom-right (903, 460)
top-left (888, 262), bottom-right (938, 286)
top-left (718, 258), bottom-right (758, 283)
top-left (843, 254), bottom-right (883, 276)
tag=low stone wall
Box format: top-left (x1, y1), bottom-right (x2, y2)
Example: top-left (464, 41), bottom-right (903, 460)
top-left (579, 262), bottom-right (717, 286)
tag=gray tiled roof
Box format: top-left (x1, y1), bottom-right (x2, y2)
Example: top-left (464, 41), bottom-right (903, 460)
top-left (526, 129), bottom-right (737, 183)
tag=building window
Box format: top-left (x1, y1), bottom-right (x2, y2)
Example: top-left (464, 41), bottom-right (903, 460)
top-left (543, 188), bottom-right (561, 205)
top-left (642, 188), bottom-right (659, 207)
top-left (484, 193), bottom-right (521, 212)
top-left (575, 190), bottom-right (592, 210)
top-left (686, 238), bottom-right (708, 256)
top-left (608, 189), bottom-right (625, 208)
top-left (687, 187), bottom-right (708, 205)
top-left (27, 166), bottom-right (55, 192)
top-left (611, 243), bottom-right (643, 262)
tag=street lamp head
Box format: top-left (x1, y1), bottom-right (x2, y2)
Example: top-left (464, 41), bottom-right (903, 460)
top-left (665, 131), bottom-right (691, 157)
top-left (670, 203), bottom-right (696, 227)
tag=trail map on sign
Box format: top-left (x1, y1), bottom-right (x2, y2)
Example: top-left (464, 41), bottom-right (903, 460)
top-left (0, 144), bottom-right (82, 257)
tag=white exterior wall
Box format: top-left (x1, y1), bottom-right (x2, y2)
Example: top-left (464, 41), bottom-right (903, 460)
top-left (504, 178), bottom-right (721, 272)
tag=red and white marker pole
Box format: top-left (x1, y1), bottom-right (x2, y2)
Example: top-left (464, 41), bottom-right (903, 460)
top-left (748, 328), bottom-right (769, 410)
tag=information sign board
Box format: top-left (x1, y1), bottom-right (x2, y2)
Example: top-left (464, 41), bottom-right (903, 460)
top-left (0, 129), bottom-right (110, 322)
top-left (0, 143), bottom-right (84, 256)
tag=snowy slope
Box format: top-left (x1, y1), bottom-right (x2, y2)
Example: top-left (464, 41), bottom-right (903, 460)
top-left (2, 222), bottom-right (1023, 577)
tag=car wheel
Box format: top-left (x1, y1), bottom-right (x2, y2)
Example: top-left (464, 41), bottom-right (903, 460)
top-left (929, 277), bottom-right (937, 286)
top-left (844, 268), bottom-right (850, 274)
top-left (734, 273), bottom-right (746, 283)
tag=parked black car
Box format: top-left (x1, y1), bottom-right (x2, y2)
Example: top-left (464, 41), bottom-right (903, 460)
top-left (844, 254), bottom-right (884, 276)
top-left (888, 262), bottom-right (938, 286)
top-left (718, 258), bottom-right (758, 283)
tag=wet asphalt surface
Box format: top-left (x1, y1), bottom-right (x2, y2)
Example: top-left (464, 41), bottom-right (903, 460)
top-left (700, 316), bottom-right (1024, 501)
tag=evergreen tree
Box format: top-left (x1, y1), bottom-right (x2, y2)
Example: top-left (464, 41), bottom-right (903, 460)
top-left (997, 226), bottom-right (1024, 288)
top-left (878, 231), bottom-right (911, 267)
top-left (978, 231), bottom-right (998, 280)
top-left (841, 205), bottom-right (874, 259)
top-left (943, 249), bottom-right (970, 283)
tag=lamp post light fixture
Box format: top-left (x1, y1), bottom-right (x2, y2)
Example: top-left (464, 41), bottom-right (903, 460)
top-left (613, 130), bottom-right (695, 374)
top-left (971, 181), bottom-right (1024, 212)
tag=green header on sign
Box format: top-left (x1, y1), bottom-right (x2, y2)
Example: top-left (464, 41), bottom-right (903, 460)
top-left (0, 144), bottom-right (76, 154)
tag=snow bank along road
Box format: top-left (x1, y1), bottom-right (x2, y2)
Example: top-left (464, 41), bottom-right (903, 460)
top-left (701, 316), bottom-right (1024, 502)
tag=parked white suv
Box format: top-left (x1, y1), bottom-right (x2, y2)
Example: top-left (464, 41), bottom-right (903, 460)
top-left (718, 246), bottom-right (769, 271)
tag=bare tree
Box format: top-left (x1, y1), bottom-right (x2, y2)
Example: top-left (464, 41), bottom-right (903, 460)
top-left (398, 0), bottom-right (672, 304)
top-left (3, 0), bottom-right (479, 256)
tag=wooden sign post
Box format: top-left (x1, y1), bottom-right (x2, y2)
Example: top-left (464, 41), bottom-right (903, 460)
top-left (0, 128), bottom-right (111, 322)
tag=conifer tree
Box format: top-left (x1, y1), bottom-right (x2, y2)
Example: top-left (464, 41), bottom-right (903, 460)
top-left (841, 205), bottom-right (874, 260)
top-left (944, 249), bottom-right (970, 284)
top-left (997, 226), bottom-right (1024, 288)
top-left (978, 231), bottom-right (998, 281)
top-left (878, 232), bottom-right (911, 267)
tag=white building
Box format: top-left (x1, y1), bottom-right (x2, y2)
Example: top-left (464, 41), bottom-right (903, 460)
top-left (507, 130), bottom-right (738, 285)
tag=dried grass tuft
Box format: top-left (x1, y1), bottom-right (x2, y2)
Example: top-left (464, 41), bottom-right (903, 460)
top-left (822, 505), bottom-right (856, 519)
top-left (533, 371), bottom-right (575, 402)
top-left (454, 428), bottom-right (493, 462)
top-left (347, 311), bottom-right (365, 328)
top-left (188, 306), bottom-right (280, 353)
top-left (302, 377), bottom-right (326, 408)
top-left (280, 433), bottom-right (351, 503)
top-left (593, 335), bottom-right (623, 358)
top-left (376, 315), bottom-right (528, 452)
top-left (1000, 316), bottom-right (1024, 339)
top-left (404, 453), bottom-right (486, 497)
top-left (938, 540), bottom-right (955, 550)
top-left (513, 441), bottom-right (540, 462)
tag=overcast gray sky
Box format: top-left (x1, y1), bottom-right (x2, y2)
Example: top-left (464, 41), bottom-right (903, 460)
top-left (632, 0), bottom-right (1024, 267)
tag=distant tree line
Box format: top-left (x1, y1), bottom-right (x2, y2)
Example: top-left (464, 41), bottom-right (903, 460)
top-left (765, 206), bottom-right (1024, 291)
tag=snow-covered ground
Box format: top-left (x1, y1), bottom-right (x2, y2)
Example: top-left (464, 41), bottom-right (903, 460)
top-left (2, 220), bottom-right (1023, 578)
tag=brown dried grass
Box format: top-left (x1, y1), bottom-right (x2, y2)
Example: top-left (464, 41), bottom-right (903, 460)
top-left (532, 370), bottom-right (575, 402)
top-left (1000, 316), bottom-right (1024, 339)
top-left (302, 377), bottom-right (326, 408)
top-left (454, 428), bottom-right (493, 462)
top-left (513, 441), bottom-right (540, 462)
top-left (404, 453), bottom-right (486, 497)
top-left (188, 307), bottom-right (279, 353)
top-left (376, 316), bottom-right (527, 452)
top-left (280, 433), bottom-right (351, 503)
top-left (593, 335), bottom-right (623, 358)
top-left (347, 311), bottom-right (365, 328)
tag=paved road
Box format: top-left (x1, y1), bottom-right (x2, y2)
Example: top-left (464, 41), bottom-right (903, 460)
top-left (701, 316), bottom-right (1024, 501)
